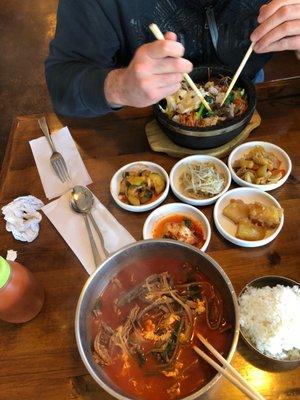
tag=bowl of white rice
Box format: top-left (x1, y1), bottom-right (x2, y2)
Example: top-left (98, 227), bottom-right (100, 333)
top-left (239, 275), bottom-right (300, 368)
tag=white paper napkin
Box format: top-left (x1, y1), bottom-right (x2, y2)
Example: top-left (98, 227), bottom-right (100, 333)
top-left (42, 191), bottom-right (136, 275)
top-left (29, 127), bottom-right (92, 200)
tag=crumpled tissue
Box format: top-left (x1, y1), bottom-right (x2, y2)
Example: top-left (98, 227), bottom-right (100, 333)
top-left (2, 196), bottom-right (44, 242)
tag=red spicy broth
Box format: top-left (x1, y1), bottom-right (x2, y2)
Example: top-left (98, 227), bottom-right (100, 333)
top-left (91, 257), bottom-right (233, 400)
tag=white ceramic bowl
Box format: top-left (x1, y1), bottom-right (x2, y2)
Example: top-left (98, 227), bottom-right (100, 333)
top-left (214, 187), bottom-right (284, 248)
top-left (143, 203), bottom-right (211, 252)
top-left (228, 141), bottom-right (292, 192)
top-left (170, 155), bottom-right (231, 206)
top-left (110, 161), bottom-right (169, 212)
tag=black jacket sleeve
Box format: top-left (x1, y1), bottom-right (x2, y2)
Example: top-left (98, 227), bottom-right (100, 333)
top-left (45, 0), bottom-right (120, 117)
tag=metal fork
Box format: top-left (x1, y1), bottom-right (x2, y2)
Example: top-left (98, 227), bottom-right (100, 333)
top-left (37, 117), bottom-right (70, 182)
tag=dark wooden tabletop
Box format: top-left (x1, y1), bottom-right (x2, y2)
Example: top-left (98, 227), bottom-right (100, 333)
top-left (0, 78), bottom-right (300, 400)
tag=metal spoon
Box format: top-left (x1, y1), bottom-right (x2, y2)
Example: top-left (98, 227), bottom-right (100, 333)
top-left (70, 186), bottom-right (108, 267)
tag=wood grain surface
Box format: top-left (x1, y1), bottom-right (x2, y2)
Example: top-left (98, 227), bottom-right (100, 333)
top-left (0, 79), bottom-right (300, 400)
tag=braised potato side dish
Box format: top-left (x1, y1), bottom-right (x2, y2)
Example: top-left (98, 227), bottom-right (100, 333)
top-left (223, 199), bottom-right (283, 241)
top-left (233, 146), bottom-right (285, 185)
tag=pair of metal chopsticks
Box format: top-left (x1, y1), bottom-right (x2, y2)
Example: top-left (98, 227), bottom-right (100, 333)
top-left (194, 334), bottom-right (265, 400)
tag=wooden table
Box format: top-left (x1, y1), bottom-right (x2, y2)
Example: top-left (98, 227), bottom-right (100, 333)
top-left (0, 78), bottom-right (300, 400)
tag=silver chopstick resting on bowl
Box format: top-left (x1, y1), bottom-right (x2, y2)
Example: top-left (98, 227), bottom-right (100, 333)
top-left (194, 334), bottom-right (265, 400)
top-left (37, 116), bottom-right (70, 183)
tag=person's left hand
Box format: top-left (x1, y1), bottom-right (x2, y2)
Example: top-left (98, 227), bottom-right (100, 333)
top-left (251, 0), bottom-right (300, 52)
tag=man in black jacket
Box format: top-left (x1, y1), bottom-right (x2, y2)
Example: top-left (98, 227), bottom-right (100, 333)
top-left (45, 0), bottom-right (300, 117)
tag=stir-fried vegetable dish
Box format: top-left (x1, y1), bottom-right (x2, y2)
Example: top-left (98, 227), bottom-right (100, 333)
top-left (153, 214), bottom-right (205, 248)
top-left (91, 259), bottom-right (232, 400)
top-left (233, 146), bottom-right (285, 185)
top-left (223, 199), bottom-right (283, 241)
top-left (119, 168), bottom-right (166, 206)
top-left (180, 162), bottom-right (225, 199)
top-left (161, 77), bottom-right (247, 128)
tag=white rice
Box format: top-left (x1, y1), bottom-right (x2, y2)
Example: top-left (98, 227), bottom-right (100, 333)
top-left (239, 284), bottom-right (300, 360)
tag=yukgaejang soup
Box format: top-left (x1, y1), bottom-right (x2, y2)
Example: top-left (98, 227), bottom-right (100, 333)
top-left (91, 258), bottom-right (233, 400)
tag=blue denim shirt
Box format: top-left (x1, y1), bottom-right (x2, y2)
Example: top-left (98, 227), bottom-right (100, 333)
top-left (253, 69), bottom-right (265, 83)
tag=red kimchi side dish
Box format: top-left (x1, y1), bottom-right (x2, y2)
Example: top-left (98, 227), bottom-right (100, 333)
top-left (153, 214), bottom-right (205, 249)
top-left (91, 259), bottom-right (232, 400)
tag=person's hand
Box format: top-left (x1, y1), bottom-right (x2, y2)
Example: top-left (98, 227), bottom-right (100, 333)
top-left (104, 32), bottom-right (193, 108)
top-left (251, 0), bottom-right (300, 53)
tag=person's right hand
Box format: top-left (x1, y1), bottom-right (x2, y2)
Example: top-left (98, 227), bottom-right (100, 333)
top-left (104, 32), bottom-right (193, 108)
top-left (251, 0), bottom-right (300, 53)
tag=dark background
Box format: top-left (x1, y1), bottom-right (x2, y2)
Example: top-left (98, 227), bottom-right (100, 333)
top-left (0, 0), bottom-right (299, 166)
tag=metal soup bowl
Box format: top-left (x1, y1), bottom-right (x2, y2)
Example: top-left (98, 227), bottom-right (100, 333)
top-left (75, 239), bottom-right (239, 400)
